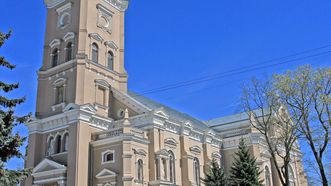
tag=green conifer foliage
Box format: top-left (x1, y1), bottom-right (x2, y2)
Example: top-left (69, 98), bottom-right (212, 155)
top-left (202, 158), bottom-right (227, 186)
top-left (0, 30), bottom-right (30, 185)
top-left (230, 138), bottom-right (263, 186)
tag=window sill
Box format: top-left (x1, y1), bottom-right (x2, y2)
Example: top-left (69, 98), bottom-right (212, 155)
top-left (51, 102), bottom-right (66, 111)
top-left (101, 160), bottom-right (115, 165)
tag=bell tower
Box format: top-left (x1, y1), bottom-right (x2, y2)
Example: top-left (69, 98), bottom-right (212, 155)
top-left (23, 0), bottom-right (129, 185)
top-left (36, 0), bottom-right (129, 118)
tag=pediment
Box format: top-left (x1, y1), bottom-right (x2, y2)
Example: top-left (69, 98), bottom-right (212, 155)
top-left (155, 108), bottom-right (169, 118)
top-left (96, 169), bottom-right (117, 179)
top-left (49, 38), bottom-right (60, 48)
top-left (164, 138), bottom-right (178, 147)
top-left (156, 149), bottom-right (170, 157)
top-left (211, 152), bottom-right (222, 159)
top-left (81, 103), bottom-right (98, 113)
top-left (63, 32), bottom-right (75, 42)
top-left (104, 41), bottom-right (118, 50)
top-left (33, 159), bottom-right (66, 174)
top-left (89, 33), bottom-right (104, 43)
top-left (189, 146), bottom-right (202, 155)
top-left (133, 148), bottom-right (147, 156)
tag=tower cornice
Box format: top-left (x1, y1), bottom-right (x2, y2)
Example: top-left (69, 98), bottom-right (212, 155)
top-left (103, 0), bottom-right (129, 12)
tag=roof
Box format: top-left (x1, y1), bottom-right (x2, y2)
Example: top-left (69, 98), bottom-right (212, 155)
top-left (128, 92), bottom-right (209, 130)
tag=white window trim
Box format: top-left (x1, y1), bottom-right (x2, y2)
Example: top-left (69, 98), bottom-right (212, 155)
top-left (102, 150), bottom-right (115, 164)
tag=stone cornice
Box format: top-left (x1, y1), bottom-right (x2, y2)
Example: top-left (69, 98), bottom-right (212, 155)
top-left (103, 0), bottom-right (129, 12)
top-left (26, 103), bottom-right (112, 134)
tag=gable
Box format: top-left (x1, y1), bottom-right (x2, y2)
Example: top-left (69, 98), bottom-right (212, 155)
top-left (33, 159), bottom-right (66, 173)
top-left (96, 169), bottom-right (117, 179)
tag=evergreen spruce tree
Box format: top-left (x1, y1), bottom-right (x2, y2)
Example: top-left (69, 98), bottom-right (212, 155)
top-left (202, 158), bottom-right (227, 186)
top-left (0, 30), bottom-right (30, 185)
top-left (230, 138), bottom-right (263, 186)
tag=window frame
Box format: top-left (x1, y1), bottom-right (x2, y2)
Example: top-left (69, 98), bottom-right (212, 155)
top-left (101, 150), bottom-right (115, 164)
top-left (107, 50), bottom-right (114, 71)
top-left (51, 48), bottom-right (59, 67)
top-left (92, 43), bottom-right (99, 63)
top-left (65, 42), bottom-right (73, 62)
top-left (193, 158), bottom-right (200, 186)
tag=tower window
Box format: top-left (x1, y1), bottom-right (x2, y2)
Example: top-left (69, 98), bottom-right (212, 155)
top-left (65, 42), bottom-right (73, 62)
top-left (47, 136), bottom-right (54, 156)
top-left (92, 43), bottom-right (99, 63)
top-left (102, 150), bottom-right (115, 164)
top-left (55, 135), bottom-right (62, 154)
top-left (62, 133), bottom-right (69, 152)
top-left (55, 85), bottom-right (65, 104)
top-left (107, 51), bottom-right (114, 70)
top-left (52, 48), bottom-right (59, 67)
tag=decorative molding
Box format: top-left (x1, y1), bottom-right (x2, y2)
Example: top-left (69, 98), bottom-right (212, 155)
top-left (89, 33), bottom-right (105, 43)
top-left (164, 138), bottom-right (178, 147)
top-left (44, 0), bottom-right (66, 9)
top-left (103, 0), bottom-right (129, 12)
top-left (97, 4), bottom-right (113, 34)
top-left (49, 39), bottom-right (61, 48)
top-left (95, 79), bottom-right (111, 89)
top-left (133, 148), bottom-right (147, 156)
top-left (96, 168), bottom-right (117, 179)
top-left (55, 2), bottom-right (72, 29)
top-left (104, 41), bottom-right (118, 50)
top-left (189, 146), bottom-right (202, 155)
top-left (63, 32), bottom-right (75, 42)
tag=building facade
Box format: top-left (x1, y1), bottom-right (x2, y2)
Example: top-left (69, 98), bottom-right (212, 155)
top-left (23, 0), bottom-right (308, 186)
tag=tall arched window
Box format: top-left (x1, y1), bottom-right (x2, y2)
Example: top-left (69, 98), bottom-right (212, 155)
top-left (107, 51), bottom-right (114, 70)
top-left (92, 43), bottom-right (99, 63)
top-left (62, 133), bottom-right (69, 152)
top-left (52, 48), bottom-right (59, 67)
top-left (162, 158), bottom-right (167, 179)
top-left (169, 151), bottom-right (176, 183)
top-left (47, 136), bottom-right (54, 156)
top-left (137, 159), bottom-right (143, 181)
top-left (65, 42), bottom-right (73, 62)
top-left (193, 158), bottom-right (200, 186)
top-left (289, 166), bottom-right (296, 186)
top-left (55, 135), bottom-right (62, 154)
top-left (265, 166), bottom-right (271, 186)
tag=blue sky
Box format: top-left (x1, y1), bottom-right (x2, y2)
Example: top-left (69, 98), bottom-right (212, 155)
top-left (1, 0), bottom-right (331, 179)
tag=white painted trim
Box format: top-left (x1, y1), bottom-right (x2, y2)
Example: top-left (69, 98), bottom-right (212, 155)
top-left (63, 32), bottom-right (75, 42)
top-left (96, 168), bottom-right (117, 179)
top-left (49, 38), bottom-right (61, 48)
top-left (56, 2), bottom-right (72, 13)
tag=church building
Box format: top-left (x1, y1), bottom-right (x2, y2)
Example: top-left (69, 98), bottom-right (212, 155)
top-left (23, 0), bottom-right (308, 185)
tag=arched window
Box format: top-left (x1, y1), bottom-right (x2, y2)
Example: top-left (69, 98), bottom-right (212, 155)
top-left (65, 42), bottom-right (73, 62)
top-left (92, 43), bottom-right (99, 63)
top-left (52, 48), bottom-right (59, 67)
top-left (47, 136), bottom-right (54, 156)
top-left (55, 85), bottom-right (65, 104)
top-left (289, 166), bottom-right (295, 186)
top-left (169, 151), bottom-right (176, 183)
top-left (137, 159), bottom-right (143, 181)
top-left (107, 51), bottom-right (114, 70)
top-left (62, 133), bottom-right (69, 152)
top-left (55, 135), bottom-right (62, 154)
top-left (162, 158), bottom-right (167, 179)
top-left (265, 166), bottom-right (271, 186)
top-left (193, 158), bottom-right (200, 186)
top-left (102, 150), bottom-right (115, 163)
